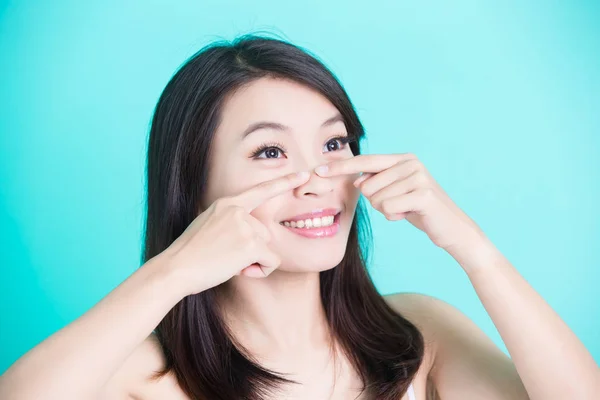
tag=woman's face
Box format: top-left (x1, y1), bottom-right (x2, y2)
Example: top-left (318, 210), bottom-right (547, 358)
top-left (203, 77), bottom-right (360, 272)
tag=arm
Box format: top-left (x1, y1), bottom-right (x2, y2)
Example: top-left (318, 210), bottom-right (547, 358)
top-left (454, 240), bottom-right (600, 399)
top-left (0, 171), bottom-right (309, 400)
top-left (0, 258), bottom-right (183, 400)
top-left (317, 153), bottom-right (600, 399)
top-left (388, 292), bottom-right (529, 400)
top-left (420, 239), bottom-right (600, 400)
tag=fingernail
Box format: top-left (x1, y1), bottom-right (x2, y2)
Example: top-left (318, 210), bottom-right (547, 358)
top-left (315, 165), bottom-right (328, 175)
top-left (296, 171), bottom-right (310, 180)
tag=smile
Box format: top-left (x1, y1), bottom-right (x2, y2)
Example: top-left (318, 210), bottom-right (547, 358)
top-left (279, 210), bottom-right (341, 238)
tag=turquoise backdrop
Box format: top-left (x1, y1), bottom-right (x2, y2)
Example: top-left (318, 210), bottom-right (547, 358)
top-left (1, 1), bottom-right (598, 373)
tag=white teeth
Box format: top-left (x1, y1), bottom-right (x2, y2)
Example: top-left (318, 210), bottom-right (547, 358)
top-left (281, 215), bottom-right (336, 229)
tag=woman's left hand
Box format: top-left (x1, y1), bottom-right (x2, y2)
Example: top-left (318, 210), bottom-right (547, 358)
top-left (315, 153), bottom-right (489, 256)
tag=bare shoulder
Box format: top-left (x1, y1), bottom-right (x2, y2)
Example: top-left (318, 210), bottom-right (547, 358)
top-left (383, 291), bottom-right (485, 360)
top-left (383, 291), bottom-right (502, 351)
top-left (98, 333), bottom-right (189, 400)
top-left (382, 292), bottom-right (450, 358)
top-left (384, 292), bottom-right (526, 399)
top-left (383, 291), bottom-right (459, 333)
top-left (382, 292), bottom-right (475, 398)
top-left (383, 293), bottom-right (443, 394)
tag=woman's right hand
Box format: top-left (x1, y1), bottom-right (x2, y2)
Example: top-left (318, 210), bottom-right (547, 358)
top-left (0, 174), bottom-right (315, 400)
top-left (155, 171), bottom-right (311, 296)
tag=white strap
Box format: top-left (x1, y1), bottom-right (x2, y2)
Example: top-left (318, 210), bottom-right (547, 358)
top-left (407, 383), bottom-right (416, 400)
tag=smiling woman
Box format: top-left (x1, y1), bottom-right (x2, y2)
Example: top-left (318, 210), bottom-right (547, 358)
top-left (0, 33), bottom-right (598, 400)
top-left (138, 37), bottom-right (425, 399)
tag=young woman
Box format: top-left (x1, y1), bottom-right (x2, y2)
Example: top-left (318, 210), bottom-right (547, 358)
top-left (0, 35), bottom-right (597, 400)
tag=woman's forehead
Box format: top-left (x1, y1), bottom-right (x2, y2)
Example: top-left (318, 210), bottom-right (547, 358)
top-left (216, 78), bottom-right (343, 139)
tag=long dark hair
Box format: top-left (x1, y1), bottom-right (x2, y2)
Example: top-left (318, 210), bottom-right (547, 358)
top-left (142, 33), bottom-right (424, 400)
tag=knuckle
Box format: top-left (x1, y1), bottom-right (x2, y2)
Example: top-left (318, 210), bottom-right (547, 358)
top-left (242, 237), bottom-right (258, 252)
top-left (361, 185), bottom-right (373, 197)
top-left (380, 199), bottom-right (392, 215)
top-left (257, 179), bottom-right (275, 192)
top-left (370, 194), bottom-right (381, 209)
top-left (381, 206), bottom-right (395, 220)
top-left (407, 159), bottom-right (423, 173)
top-left (392, 162), bottom-right (405, 175)
top-left (213, 197), bottom-right (232, 213)
top-left (283, 173), bottom-right (295, 183)
top-left (410, 158), bottom-right (423, 168)
top-left (239, 223), bottom-right (256, 241)
top-left (420, 188), bottom-right (435, 203)
top-left (231, 206), bottom-right (246, 219)
top-left (270, 254), bottom-right (282, 268)
top-left (261, 229), bottom-right (272, 242)
top-left (414, 172), bottom-right (429, 186)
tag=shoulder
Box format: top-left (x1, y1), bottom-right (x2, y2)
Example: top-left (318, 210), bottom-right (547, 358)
top-left (99, 333), bottom-right (189, 400)
top-left (382, 293), bottom-right (449, 371)
top-left (383, 291), bottom-right (490, 360)
top-left (382, 292), bottom-right (483, 372)
top-left (384, 293), bottom-right (527, 399)
top-left (383, 292), bottom-right (457, 345)
top-left (383, 291), bottom-right (464, 331)
top-left (383, 291), bottom-right (489, 339)
top-left (382, 292), bottom-right (450, 396)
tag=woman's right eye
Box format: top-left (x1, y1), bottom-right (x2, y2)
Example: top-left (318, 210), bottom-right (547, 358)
top-left (258, 147), bottom-right (283, 159)
top-left (251, 144), bottom-right (287, 159)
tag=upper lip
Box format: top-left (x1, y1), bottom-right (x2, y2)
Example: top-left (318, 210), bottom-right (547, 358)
top-left (280, 208), bottom-right (342, 222)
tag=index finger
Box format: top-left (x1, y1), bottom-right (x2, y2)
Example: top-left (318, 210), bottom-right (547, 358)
top-left (234, 171), bottom-right (310, 212)
top-left (315, 154), bottom-right (414, 177)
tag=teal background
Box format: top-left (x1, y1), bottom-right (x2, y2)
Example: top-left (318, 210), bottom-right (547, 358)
top-left (1, 1), bottom-right (598, 374)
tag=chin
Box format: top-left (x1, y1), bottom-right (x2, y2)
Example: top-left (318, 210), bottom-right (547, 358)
top-left (276, 263), bottom-right (339, 274)
top-left (276, 250), bottom-right (346, 273)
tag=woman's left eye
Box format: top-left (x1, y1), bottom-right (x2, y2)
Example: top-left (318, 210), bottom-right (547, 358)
top-left (252, 145), bottom-right (285, 159)
top-left (323, 136), bottom-right (352, 152)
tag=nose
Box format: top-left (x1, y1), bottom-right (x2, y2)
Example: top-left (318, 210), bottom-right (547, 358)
top-left (294, 169), bottom-right (334, 198)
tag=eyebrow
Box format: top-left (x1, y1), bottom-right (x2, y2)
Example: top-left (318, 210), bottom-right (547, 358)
top-left (240, 113), bottom-right (345, 139)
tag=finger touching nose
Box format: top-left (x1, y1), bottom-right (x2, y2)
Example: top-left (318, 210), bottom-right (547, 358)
top-left (294, 169), bottom-right (334, 197)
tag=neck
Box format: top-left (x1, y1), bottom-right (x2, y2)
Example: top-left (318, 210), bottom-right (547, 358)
top-left (218, 270), bottom-right (332, 357)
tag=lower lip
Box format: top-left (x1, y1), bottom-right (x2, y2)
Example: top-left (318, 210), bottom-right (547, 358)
top-left (280, 213), bottom-right (341, 239)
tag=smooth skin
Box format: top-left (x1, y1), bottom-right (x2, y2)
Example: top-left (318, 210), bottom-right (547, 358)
top-left (317, 153), bottom-right (600, 399)
top-left (0, 78), bottom-right (598, 400)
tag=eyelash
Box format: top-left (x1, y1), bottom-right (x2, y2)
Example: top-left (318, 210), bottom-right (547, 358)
top-left (250, 135), bottom-right (355, 159)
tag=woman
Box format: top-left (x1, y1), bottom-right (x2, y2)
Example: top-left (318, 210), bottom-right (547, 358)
top-left (0, 34), bottom-right (597, 400)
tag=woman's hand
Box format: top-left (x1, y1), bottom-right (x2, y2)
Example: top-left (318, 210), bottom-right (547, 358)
top-left (315, 153), bottom-right (488, 255)
top-left (156, 171), bottom-right (311, 296)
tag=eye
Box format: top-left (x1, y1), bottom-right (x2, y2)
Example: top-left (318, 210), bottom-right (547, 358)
top-left (250, 142), bottom-right (287, 159)
top-left (323, 135), bottom-right (353, 153)
top-left (250, 135), bottom-right (355, 160)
